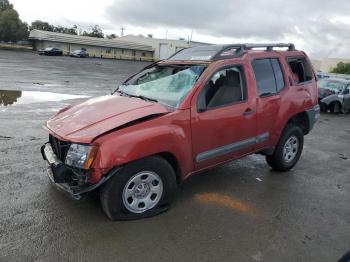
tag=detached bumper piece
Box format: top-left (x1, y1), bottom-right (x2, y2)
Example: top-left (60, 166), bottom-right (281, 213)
top-left (41, 143), bottom-right (99, 200)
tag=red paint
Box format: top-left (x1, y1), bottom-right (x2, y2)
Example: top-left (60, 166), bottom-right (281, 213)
top-left (45, 50), bottom-right (318, 184)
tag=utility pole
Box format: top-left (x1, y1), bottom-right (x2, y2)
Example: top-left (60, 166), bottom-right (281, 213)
top-left (120, 27), bottom-right (125, 37)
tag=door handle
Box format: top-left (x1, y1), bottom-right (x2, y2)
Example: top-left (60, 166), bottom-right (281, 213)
top-left (243, 108), bottom-right (254, 116)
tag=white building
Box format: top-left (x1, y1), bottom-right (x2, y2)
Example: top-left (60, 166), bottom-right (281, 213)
top-left (29, 30), bottom-right (154, 61)
top-left (120, 34), bottom-right (210, 60)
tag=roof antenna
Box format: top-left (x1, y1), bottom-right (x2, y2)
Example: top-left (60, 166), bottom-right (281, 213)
top-left (120, 27), bottom-right (125, 37)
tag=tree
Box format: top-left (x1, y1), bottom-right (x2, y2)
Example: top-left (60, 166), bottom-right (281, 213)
top-left (30, 20), bottom-right (77, 35)
top-left (330, 62), bottom-right (350, 75)
top-left (0, 0), bottom-right (12, 12)
top-left (0, 1), bottom-right (28, 42)
top-left (30, 20), bottom-right (54, 31)
top-left (53, 25), bottom-right (77, 35)
top-left (82, 25), bottom-right (104, 38)
top-left (106, 33), bottom-right (117, 39)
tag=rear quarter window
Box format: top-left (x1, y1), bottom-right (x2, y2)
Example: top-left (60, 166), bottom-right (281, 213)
top-left (287, 57), bottom-right (313, 84)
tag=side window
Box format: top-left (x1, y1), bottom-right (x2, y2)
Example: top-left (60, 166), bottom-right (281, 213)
top-left (287, 57), bottom-right (313, 84)
top-left (204, 66), bottom-right (247, 109)
top-left (271, 59), bottom-right (285, 92)
top-left (252, 58), bottom-right (285, 96)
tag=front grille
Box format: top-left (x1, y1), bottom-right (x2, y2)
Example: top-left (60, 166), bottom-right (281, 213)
top-left (49, 135), bottom-right (71, 162)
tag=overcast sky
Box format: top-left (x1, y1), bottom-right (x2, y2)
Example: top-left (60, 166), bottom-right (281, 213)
top-left (11, 0), bottom-right (350, 59)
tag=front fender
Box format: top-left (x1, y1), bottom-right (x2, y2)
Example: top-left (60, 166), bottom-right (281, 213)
top-left (321, 95), bottom-right (343, 106)
top-left (92, 110), bottom-right (193, 181)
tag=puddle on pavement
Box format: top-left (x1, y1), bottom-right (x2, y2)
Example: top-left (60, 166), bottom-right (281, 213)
top-left (0, 90), bottom-right (89, 107)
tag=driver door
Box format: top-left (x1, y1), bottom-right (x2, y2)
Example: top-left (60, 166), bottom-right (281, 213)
top-left (191, 64), bottom-right (257, 171)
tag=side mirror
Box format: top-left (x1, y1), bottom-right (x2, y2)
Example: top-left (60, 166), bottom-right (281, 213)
top-left (344, 89), bottom-right (350, 95)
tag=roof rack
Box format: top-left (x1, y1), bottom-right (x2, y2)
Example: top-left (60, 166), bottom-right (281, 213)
top-left (167, 43), bottom-right (296, 61)
top-left (212, 43), bottom-right (296, 60)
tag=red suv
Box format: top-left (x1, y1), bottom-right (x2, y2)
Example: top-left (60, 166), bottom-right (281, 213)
top-left (41, 43), bottom-right (320, 220)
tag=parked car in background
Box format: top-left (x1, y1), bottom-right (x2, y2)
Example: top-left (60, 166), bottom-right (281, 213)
top-left (319, 78), bottom-right (350, 113)
top-left (41, 43), bottom-right (319, 220)
top-left (70, 49), bottom-right (89, 58)
top-left (317, 72), bottom-right (330, 80)
top-left (38, 47), bottom-right (63, 56)
top-left (317, 71), bottom-right (350, 81)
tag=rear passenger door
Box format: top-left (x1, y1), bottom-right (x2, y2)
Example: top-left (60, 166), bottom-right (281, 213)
top-left (251, 58), bottom-right (285, 149)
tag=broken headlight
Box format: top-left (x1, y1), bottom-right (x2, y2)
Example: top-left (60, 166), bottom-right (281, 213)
top-left (65, 144), bottom-right (98, 169)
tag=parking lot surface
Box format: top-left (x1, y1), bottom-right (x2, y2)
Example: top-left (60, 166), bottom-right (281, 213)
top-left (0, 50), bottom-right (349, 262)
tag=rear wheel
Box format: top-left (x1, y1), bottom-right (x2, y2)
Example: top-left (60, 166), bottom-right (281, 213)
top-left (266, 125), bottom-right (304, 171)
top-left (100, 156), bottom-right (177, 220)
top-left (330, 102), bottom-right (342, 113)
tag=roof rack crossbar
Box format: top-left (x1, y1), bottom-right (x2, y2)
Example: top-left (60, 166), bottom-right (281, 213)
top-left (243, 43), bottom-right (295, 51)
top-left (212, 43), bottom-right (296, 60)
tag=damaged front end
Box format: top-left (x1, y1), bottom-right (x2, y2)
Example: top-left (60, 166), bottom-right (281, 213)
top-left (41, 135), bottom-right (106, 200)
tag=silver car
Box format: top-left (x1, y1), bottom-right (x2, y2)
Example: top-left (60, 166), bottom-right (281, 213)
top-left (319, 78), bottom-right (350, 113)
top-left (70, 49), bottom-right (89, 58)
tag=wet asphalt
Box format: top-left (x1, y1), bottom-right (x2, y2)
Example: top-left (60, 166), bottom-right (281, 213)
top-left (0, 50), bottom-right (350, 262)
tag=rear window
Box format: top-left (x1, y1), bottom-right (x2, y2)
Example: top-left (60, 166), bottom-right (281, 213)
top-left (287, 57), bottom-right (313, 84)
top-left (252, 58), bottom-right (285, 97)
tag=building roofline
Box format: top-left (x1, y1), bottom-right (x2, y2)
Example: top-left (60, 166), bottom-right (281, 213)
top-left (29, 30), bottom-right (154, 51)
top-left (121, 34), bottom-right (211, 45)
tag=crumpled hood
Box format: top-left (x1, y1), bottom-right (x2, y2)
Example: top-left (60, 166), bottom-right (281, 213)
top-left (46, 94), bottom-right (169, 143)
top-left (318, 87), bottom-right (337, 99)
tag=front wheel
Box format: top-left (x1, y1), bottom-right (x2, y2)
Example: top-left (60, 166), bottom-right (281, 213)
top-left (320, 102), bottom-right (327, 113)
top-left (266, 125), bottom-right (304, 171)
top-left (100, 156), bottom-right (177, 220)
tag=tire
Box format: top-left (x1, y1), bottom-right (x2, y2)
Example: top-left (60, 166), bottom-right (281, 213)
top-left (100, 156), bottom-right (177, 220)
top-left (266, 124), bottom-right (304, 172)
top-left (320, 102), bottom-right (327, 113)
top-left (330, 102), bottom-right (342, 114)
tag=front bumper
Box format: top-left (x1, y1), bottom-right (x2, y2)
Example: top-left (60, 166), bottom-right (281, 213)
top-left (41, 143), bottom-right (104, 200)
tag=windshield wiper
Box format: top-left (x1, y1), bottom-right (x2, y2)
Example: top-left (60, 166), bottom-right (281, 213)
top-left (116, 90), bottom-right (158, 103)
top-left (134, 95), bottom-right (158, 103)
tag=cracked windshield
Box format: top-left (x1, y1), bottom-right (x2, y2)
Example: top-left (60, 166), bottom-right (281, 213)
top-left (119, 64), bottom-right (207, 107)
